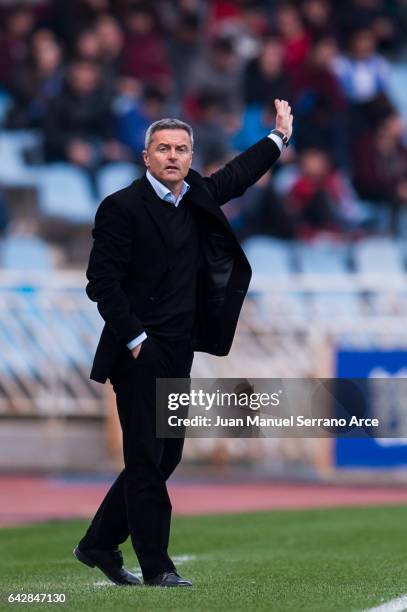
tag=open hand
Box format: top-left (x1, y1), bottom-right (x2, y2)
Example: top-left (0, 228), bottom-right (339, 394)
top-left (274, 99), bottom-right (293, 141)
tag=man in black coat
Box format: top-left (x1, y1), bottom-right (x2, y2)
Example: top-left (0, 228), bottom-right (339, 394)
top-left (74, 100), bottom-right (293, 587)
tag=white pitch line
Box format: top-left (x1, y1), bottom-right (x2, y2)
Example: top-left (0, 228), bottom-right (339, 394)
top-left (172, 554), bottom-right (196, 564)
top-left (363, 594), bottom-right (407, 612)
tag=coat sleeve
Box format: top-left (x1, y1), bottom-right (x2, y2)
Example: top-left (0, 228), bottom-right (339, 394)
top-left (203, 136), bottom-right (281, 206)
top-left (86, 195), bottom-right (144, 344)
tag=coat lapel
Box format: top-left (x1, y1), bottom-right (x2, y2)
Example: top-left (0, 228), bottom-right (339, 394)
top-left (185, 169), bottom-right (234, 233)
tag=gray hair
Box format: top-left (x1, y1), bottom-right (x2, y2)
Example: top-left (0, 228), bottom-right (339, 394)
top-left (144, 118), bottom-right (194, 150)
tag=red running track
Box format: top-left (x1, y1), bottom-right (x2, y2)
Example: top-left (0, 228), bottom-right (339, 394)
top-left (1, 475), bottom-right (407, 527)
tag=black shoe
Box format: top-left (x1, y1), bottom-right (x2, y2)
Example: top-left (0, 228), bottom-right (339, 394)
top-left (144, 571), bottom-right (193, 587)
top-left (73, 545), bottom-right (142, 586)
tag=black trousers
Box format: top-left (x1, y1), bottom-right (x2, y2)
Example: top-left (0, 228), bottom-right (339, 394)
top-left (79, 334), bottom-right (194, 580)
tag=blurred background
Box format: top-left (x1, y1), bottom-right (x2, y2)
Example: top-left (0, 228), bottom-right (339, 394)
top-left (1, 0), bottom-right (407, 524)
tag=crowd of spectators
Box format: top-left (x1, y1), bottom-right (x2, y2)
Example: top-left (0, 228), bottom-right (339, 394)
top-left (0, 0), bottom-right (406, 242)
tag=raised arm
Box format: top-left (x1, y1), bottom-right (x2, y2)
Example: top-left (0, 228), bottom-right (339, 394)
top-left (86, 196), bottom-right (144, 344)
top-left (204, 99), bottom-right (293, 205)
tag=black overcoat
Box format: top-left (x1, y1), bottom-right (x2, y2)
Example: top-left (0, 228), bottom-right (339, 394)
top-left (86, 136), bottom-right (280, 383)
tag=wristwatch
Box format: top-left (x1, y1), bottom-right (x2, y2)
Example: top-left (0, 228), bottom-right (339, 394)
top-left (270, 129), bottom-right (290, 147)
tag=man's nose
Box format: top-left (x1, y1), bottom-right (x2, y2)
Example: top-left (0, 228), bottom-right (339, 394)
top-left (168, 148), bottom-right (178, 159)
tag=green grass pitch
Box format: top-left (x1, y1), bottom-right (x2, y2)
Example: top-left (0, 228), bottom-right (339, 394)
top-left (1, 505), bottom-right (406, 611)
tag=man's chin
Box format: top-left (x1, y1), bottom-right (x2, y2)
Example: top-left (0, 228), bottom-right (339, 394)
top-left (160, 171), bottom-right (185, 183)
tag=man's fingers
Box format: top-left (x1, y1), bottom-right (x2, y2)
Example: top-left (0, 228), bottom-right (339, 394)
top-left (275, 99), bottom-right (292, 116)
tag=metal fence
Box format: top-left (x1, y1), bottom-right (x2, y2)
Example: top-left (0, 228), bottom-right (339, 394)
top-left (0, 271), bottom-right (103, 416)
top-left (1, 270), bottom-right (407, 415)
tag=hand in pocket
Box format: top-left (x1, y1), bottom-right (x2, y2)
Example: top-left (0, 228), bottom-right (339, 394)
top-left (131, 342), bottom-right (143, 360)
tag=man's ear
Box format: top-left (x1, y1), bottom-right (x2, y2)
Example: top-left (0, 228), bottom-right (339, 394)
top-left (142, 149), bottom-right (149, 167)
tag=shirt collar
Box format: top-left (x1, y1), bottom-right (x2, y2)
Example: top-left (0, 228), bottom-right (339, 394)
top-left (146, 169), bottom-right (190, 207)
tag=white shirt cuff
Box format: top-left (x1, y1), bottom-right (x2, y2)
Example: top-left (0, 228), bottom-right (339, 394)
top-left (126, 331), bottom-right (147, 350)
top-left (267, 132), bottom-right (284, 152)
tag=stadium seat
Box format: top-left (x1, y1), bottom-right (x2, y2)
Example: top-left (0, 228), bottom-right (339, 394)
top-left (296, 239), bottom-right (350, 274)
top-left (296, 239), bottom-right (359, 315)
top-left (0, 130), bottom-right (41, 186)
top-left (389, 63), bottom-right (407, 121)
top-left (352, 236), bottom-right (404, 274)
top-left (97, 162), bottom-right (139, 200)
top-left (0, 234), bottom-right (55, 270)
top-left (36, 163), bottom-right (96, 223)
top-left (241, 237), bottom-right (301, 322)
top-left (0, 90), bottom-right (12, 127)
top-left (241, 236), bottom-right (294, 276)
top-left (310, 291), bottom-right (361, 317)
top-left (397, 208), bottom-right (407, 240)
top-left (357, 200), bottom-right (393, 233)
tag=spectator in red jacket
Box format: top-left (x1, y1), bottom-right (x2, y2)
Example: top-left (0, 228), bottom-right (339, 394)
top-left (283, 148), bottom-right (364, 238)
top-left (121, 4), bottom-right (171, 90)
top-left (276, 4), bottom-right (311, 71)
top-left (291, 35), bottom-right (345, 112)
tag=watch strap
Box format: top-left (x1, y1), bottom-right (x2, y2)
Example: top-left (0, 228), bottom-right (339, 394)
top-left (270, 128), bottom-right (289, 147)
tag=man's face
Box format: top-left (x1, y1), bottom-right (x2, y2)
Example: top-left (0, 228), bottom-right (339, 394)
top-left (143, 129), bottom-right (193, 186)
top-left (69, 63), bottom-right (100, 96)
